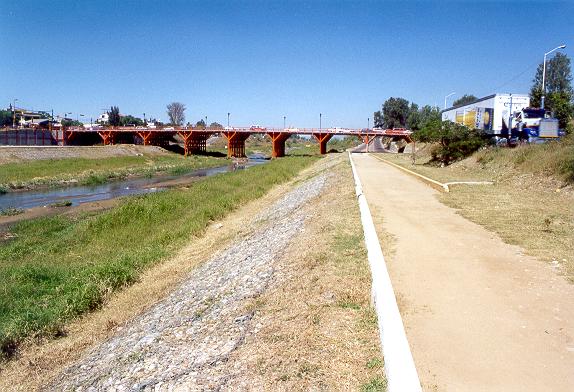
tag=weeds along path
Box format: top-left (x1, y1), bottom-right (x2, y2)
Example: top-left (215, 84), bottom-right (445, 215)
top-left (353, 153), bottom-right (574, 391)
top-left (47, 163), bottom-right (333, 390)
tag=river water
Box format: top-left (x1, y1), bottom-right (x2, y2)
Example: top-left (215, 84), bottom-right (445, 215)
top-left (0, 156), bottom-right (268, 211)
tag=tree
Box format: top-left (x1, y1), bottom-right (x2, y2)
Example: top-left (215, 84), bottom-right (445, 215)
top-left (407, 103), bottom-right (420, 130)
top-left (530, 53), bottom-right (573, 130)
top-left (195, 119), bottom-right (206, 129)
top-left (61, 119), bottom-right (83, 127)
top-left (120, 115), bottom-right (144, 127)
top-left (381, 97), bottom-right (410, 128)
top-left (209, 122), bottom-right (223, 129)
top-left (108, 106), bottom-right (121, 127)
top-left (166, 102), bottom-right (186, 126)
top-left (452, 94), bottom-right (478, 107)
top-left (0, 110), bottom-right (12, 127)
top-left (373, 110), bottom-right (383, 128)
top-left (414, 120), bottom-right (486, 165)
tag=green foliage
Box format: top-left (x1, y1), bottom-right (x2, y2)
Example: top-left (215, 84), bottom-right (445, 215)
top-left (380, 97), bottom-right (410, 128)
top-left (361, 376), bottom-right (387, 392)
top-left (452, 94), bottom-right (478, 107)
top-left (209, 122), bottom-right (223, 129)
top-left (61, 119), bottom-right (83, 127)
top-left (0, 110), bottom-right (13, 127)
top-left (195, 119), bottom-right (206, 129)
top-left (108, 106), bottom-right (121, 127)
top-left (375, 98), bottom-right (440, 131)
top-left (0, 155), bottom-right (318, 358)
top-left (408, 104), bottom-right (441, 131)
top-left (120, 115), bottom-right (144, 127)
top-left (416, 120), bottom-right (486, 165)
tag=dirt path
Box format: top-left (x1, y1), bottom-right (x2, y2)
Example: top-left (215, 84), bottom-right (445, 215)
top-left (352, 153), bottom-right (574, 391)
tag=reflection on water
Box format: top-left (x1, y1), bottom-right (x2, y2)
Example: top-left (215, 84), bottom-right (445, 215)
top-left (0, 156), bottom-right (268, 210)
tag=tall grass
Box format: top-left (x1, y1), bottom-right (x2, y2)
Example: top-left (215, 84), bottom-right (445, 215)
top-left (0, 155), bottom-right (318, 359)
top-left (475, 134), bottom-right (574, 183)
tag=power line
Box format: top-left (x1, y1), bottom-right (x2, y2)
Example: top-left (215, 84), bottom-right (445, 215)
top-left (488, 60), bottom-right (540, 94)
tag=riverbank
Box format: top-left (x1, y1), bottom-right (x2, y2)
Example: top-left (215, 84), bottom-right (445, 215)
top-left (0, 149), bottom-right (225, 192)
top-left (0, 155), bottom-right (318, 360)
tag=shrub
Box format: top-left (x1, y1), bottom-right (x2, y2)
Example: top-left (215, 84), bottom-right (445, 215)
top-left (415, 120), bottom-right (486, 165)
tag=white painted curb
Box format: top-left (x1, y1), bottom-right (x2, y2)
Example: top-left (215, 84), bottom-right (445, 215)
top-left (348, 152), bottom-right (422, 392)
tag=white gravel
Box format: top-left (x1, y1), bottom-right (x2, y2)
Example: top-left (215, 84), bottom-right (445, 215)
top-left (46, 172), bottom-right (329, 391)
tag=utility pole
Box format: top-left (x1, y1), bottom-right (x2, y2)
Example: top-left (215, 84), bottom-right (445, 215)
top-left (12, 98), bottom-right (18, 127)
top-left (507, 94), bottom-right (513, 143)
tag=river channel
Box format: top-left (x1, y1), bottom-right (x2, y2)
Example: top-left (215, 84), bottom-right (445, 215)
top-left (0, 156), bottom-right (268, 211)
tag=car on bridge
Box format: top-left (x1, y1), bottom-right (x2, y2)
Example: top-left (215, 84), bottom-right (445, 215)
top-left (250, 125), bottom-right (266, 131)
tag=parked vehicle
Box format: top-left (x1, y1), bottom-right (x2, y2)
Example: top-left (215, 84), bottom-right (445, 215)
top-left (441, 93), bottom-right (561, 143)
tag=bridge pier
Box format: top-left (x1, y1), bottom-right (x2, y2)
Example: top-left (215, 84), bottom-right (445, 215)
top-left (359, 134), bottom-right (377, 152)
top-left (177, 131), bottom-right (209, 156)
top-left (266, 132), bottom-right (291, 158)
top-left (136, 131), bottom-right (153, 146)
top-left (97, 130), bottom-right (116, 145)
top-left (222, 131), bottom-right (250, 158)
top-left (313, 133), bottom-right (333, 155)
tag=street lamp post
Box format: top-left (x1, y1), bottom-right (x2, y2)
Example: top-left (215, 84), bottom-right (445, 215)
top-left (205, 116), bottom-right (208, 129)
top-left (319, 113), bottom-right (322, 130)
top-left (283, 116), bottom-right (286, 129)
top-left (368, 117), bottom-right (370, 130)
top-left (12, 98), bottom-right (18, 127)
top-left (444, 92), bottom-right (456, 109)
top-left (541, 44), bottom-right (567, 109)
top-left (227, 112), bottom-right (230, 128)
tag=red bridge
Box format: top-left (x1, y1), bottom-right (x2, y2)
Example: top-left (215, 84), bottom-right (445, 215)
top-left (1, 126), bottom-right (413, 158)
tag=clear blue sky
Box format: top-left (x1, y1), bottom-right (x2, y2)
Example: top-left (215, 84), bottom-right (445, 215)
top-left (1, 0), bottom-right (572, 128)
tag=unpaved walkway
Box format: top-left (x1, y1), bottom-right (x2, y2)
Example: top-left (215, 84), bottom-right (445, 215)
top-left (352, 153), bottom-right (574, 391)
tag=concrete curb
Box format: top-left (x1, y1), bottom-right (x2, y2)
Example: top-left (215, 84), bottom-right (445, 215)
top-left (348, 152), bottom-right (422, 392)
top-left (370, 154), bottom-right (449, 192)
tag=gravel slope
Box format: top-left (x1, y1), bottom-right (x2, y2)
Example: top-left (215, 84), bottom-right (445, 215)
top-left (47, 173), bottom-right (329, 391)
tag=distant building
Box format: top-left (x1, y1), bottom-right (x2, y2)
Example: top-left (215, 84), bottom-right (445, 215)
top-left (6, 105), bottom-right (49, 127)
top-left (96, 113), bottom-right (109, 124)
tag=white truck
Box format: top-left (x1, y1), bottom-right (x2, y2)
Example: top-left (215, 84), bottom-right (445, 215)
top-left (441, 93), bottom-right (560, 142)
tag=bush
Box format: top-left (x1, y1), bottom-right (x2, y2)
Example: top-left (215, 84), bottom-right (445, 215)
top-left (415, 120), bottom-right (486, 165)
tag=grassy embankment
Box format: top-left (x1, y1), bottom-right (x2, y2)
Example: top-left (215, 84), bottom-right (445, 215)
top-left (0, 154), bottom-right (224, 192)
top-left (379, 136), bottom-right (574, 280)
top-left (0, 155), bottom-right (319, 359)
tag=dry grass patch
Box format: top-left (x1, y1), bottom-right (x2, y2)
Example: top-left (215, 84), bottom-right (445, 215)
top-left (226, 155), bottom-right (386, 390)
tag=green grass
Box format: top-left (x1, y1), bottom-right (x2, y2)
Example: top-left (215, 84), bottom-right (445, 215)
top-left (0, 154), bottom-right (224, 190)
top-left (361, 376), bottom-right (388, 392)
top-left (0, 155), bottom-right (319, 359)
